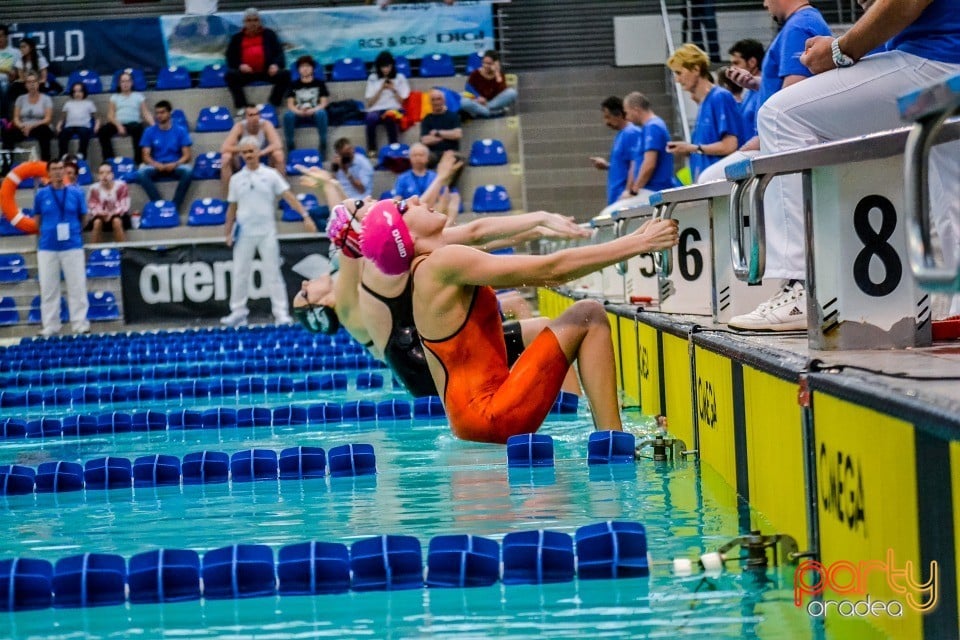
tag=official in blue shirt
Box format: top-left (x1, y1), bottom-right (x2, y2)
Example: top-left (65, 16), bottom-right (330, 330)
top-left (130, 99), bottom-right (193, 210)
top-left (666, 44), bottom-right (744, 182)
top-left (623, 91), bottom-right (680, 198)
top-left (590, 96), bottom-right (643, 205)
top-left (34, 158), bottom-right (90, 336)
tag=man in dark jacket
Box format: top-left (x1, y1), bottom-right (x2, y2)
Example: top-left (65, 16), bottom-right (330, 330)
top-left (224, 8), bottom-right (290, 110)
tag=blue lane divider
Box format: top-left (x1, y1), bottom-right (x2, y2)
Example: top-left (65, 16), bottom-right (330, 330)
top-left (506, 434), bottom-right (555, 467)
top-left (0, 372), bottom-right (385, 409)
top-left (0, 445), bottom-right (375, 496)
top-left (587, 431), bottom-right (636, 464)
top-left (0, 352), bottom-right (380, 373)
top-left (0, 521), bottom-right (648, 611)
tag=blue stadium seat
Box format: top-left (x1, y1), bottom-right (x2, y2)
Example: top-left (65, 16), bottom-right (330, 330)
top-left (286, 149), bottom-right (323, 175)
top-left (196, 106), bottom-right (233, 132)
top-left (191, 152), bottom-right (222, 180)
top-left (419, 53), bottom-right (455, 78)
top-left (0, 254), bottom-right (28, 282)
top-left (469, 138), bottom-right (508, 166)
top-left (140, 200), bottom-right (180, 229)
top-left (466, 51), bottom-right (484, 74)
top-left (107, 156), bottom-right (136, 181)
top-left (379, 189), bottom-right (395, 200)
top-left (198, 63), bottom-right (227, 88)
top-left (86, 248), bottom-right (121, 278)
top-left (28, 296), bottom-right (68, 324)
top-left (280, 192), bottom-right (322, 222)
top-left (88, 291), bottom-right (120, 321)
top-left (66, 69), bottom-right (103, 95)
top-left (171, 109), bottom-right (190, 131)
top-left (110, 67), bottom-right (148, 92)
top-left (75, 159), bottom-right (93, 186)
top-left (257, 103), bottom-right (279, 127)
top-left (188, 198), bottom-right (227, 226)
top-left (331, 57), bottom-right (367, 81)
top-left (377, 142), bottom-right (410, 172)
top-left (155, 66), bottom-right (192, 90)
top-left (0, 297), bottom-right (19, 326)
top-left (394, 55), bottom-right (411, 78)
top-left (471, 184), bottom-right (512, 212)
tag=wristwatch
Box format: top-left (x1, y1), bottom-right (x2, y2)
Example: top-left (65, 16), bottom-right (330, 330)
top-left (831, 38), bottom-right (855, 68)
top-left (629, 188), bottom-right (639, 196)
top-left (696, 144), bottom-right (703, 154)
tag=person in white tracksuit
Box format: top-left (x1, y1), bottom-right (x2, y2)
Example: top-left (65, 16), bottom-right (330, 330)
top-left (221, 135), bottom-right (317, 326)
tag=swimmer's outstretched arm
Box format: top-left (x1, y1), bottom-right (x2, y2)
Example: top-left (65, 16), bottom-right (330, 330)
top-left (427, 218), bottom-right (679, 289)
top-left (297, 165), bottom-right (347, 206)
top-left (444, 210), bottom-right (589, 248)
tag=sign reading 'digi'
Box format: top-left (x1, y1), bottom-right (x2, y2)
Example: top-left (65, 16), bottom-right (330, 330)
top-left (794, 549), bottom-right (938, 618)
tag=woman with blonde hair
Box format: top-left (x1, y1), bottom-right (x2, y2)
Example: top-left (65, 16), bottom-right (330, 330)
top-left (665, 43), bottom-right (744, 182)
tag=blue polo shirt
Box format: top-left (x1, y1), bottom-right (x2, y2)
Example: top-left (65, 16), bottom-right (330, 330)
top-left (607, 123), bottom-right (642, 205)
top-left (739, 88), bottom-right (762, 139)
top-left (889, 0), bottom-right (960, 63)
top-left (690, 86), bottom-right (744, 181)
top-left (639, 116), bottom-right (680, 192)
top-left (140, 123), bottom-right (192, 164)
top-left (393, 169), bottom-right (437, 199)
top-left (35, 185), bottom-right (87, 251)
top-left (758, 7), bottom-right (831, 108)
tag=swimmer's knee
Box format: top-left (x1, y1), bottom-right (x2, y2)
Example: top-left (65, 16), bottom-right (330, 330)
top-left (571, 299), bottom-right (608, 323)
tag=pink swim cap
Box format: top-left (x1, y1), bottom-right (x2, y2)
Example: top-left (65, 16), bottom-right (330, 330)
top-left (360, 199), bottom-right (415, 275)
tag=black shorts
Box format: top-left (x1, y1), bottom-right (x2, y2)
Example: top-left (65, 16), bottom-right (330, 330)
top-left (503, 320), bottom-right (525, 365)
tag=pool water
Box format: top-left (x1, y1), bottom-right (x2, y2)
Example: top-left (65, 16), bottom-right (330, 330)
top-left (0, 330), bottom-right (841, 639)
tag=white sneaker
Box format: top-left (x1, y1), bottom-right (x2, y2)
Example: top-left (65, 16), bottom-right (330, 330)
top-left (728, 281), bottom-right (807, 331)
top-left (220, 311), bottom-right (248, 327)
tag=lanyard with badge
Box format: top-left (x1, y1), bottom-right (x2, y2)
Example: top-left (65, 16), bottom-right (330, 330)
top-left (51, 187), bottom-right (73, 242)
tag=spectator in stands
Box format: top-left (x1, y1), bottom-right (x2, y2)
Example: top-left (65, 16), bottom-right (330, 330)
top-left (87, 162), bottom-right (129, 244)
top-left (589, 96), bottom-right (642, 206)
top-left (726, 39), bottom-right (765, 137)
top-left (420, 89), bottom-right (462, 167)
top-left (683, 0), bottom-right (720, 63)
top-left (98, 70), bottom-right (153, 166)
top-left (460, 50), bottom-right (517, 119)
top-left (700, 4), bottom-right (829, 183)
top-left (221, 135), bottom-right (316, 327)
top-left (665, 44), bottom-right (744, 183)
top-left (622, 91), bottom-right (679, 201)
top-left (394, 144), bottom-right (463, 217)
top-left (282, 55), bottom-right (329, 160)
top-left (358, 197), bottom-right (677, 443)
top-left (0, 25), bottom-right (20, 119)
top-left (56, 82), bottom-right (99, 160)
top-left (8, 37), bottom-right (60, 101)
top-left (60, 153), bottom-right (81, 187)
top-left (130, 99), bottom-right (193, 211)
top-left (224, 7), bottom-right (290, 111)
top-left (1, 71), bottom-right (54, 161)
top-left (34, 158), bottom-right (90, 337)
top-left (331, 137), bottom-right (374, 200)
top-left (729, 0), bottom-right (960, 330)
top-left (364, 50), bottom-right (410, 157)
top-left (220, 103), bottom-right (284, 197)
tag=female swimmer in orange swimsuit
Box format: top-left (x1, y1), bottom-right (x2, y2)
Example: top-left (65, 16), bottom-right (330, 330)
top-left (360, 196), bottom-right (679, 444)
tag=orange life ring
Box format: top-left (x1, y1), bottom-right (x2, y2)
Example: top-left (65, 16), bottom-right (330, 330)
top-left (0, 161), bottom-right (46, 234)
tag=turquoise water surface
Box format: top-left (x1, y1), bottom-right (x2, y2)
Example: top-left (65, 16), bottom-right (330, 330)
top-left (0, 337), bottom-right (833, 639)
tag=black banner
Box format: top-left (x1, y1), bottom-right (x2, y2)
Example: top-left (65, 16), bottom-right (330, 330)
top-left (120, 238), bottom-right (331, 323)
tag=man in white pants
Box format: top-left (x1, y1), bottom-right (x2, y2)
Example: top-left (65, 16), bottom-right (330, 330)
top-left (222, 136), bottom-right (317, 326)
top-left (728, 0), bottom-right (960, 330)
top-left (34, 158), bottom-right (90, 337)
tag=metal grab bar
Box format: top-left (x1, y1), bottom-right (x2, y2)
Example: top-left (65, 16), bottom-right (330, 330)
top-left (904, 110), bottom-right (960, 291)
top-left (729, 178), bottom-right (751, 281)
top-left (653, 202), bottom-right (679, 277)
top-left (748, 173), bottom-right (772, 285)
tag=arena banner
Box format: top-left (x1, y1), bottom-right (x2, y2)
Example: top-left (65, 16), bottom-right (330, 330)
top-left (120, 237), bottom-right (331, 323)
top-left (160, 1), bottom-right (495, 73)
top-left (5, 19), bottom-right (166, 77)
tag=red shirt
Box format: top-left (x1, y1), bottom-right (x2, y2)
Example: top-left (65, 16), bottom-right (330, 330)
top-left (240, 34), bottom-right (266, 73)
top-left (467, 70), bottom-right (507, 100)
